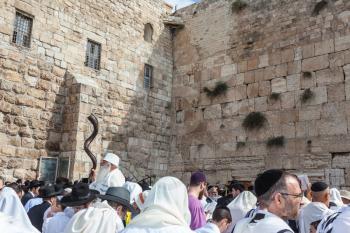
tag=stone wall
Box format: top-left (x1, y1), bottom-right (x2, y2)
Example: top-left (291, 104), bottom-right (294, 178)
top-left (0, 0), bottom-right (173, 182)
top-left (171, 0), bottom-right (350, 188)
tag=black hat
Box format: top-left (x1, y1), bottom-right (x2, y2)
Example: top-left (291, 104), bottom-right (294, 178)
top-left (254, 169), bottom-right (284, 197)
top-left (60, 182), bottom-right (96, 207)
top-left (38, 184), bottom-right (62, 198)
top-left (98, 187), bottom-right (136, 213)
top-left (311, 181), bottom-right (328, 192)
top-left (29, 180), bottom-right (41, 189)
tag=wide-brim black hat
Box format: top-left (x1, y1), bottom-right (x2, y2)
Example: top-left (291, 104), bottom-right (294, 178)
top-left (38, 184), bottom-right (62, 198)
top-left (60, 182), bottom-right (96, 207)
top-left (97, 187), bottom-right (137, 213)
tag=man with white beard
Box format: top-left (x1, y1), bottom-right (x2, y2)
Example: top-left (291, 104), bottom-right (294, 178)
top-left (90, 153), bottom-right (125, 194)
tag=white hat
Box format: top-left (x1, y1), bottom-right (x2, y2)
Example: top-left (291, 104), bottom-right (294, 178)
top-left (103, 153), bottom-right (120, 167)
top-left (340, 190), bottom-right (350, 201)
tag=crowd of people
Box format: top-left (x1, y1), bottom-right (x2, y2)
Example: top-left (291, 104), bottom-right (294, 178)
top-left (0, 152), bottom-right (350, 233)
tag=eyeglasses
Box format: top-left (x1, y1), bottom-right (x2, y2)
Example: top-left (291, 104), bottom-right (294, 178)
top-left (280, 192), bottom-right (303, 199)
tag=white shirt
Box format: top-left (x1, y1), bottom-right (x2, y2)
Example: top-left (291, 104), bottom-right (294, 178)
top-left (196, 223), bottom-right (220, 233)
top-left (43, 210), bottom-right (71, 233)
top-left (233, 210), bottom-right (293, 233)
top-left (298, 202), bottom-right (334, 233)
top-left (90, 169), bottom-right (125, 194)
top-left (24, 197), bottom-right (43, 212)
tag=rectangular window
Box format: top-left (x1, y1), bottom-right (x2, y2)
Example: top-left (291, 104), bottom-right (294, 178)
top-left (85, 40), bottom-right (101, 70)
top-left (144, 64), bottom-right (153, 89)
top-left (12, 11), bottom-right (33, 47)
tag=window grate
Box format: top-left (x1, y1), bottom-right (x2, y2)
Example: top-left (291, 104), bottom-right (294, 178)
top-left (85, 40), bottom-right (101, 70)
top-left (12, 12), bottom-right (33, 47)
top-left (144, 64), bottom-right (153, 89)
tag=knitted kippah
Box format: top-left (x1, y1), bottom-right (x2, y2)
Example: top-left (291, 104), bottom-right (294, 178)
top-left (254, 169), bottom-right (284, 197)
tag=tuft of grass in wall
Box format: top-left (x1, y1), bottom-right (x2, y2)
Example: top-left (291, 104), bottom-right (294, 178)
top-left (312, 0), bottom-right (328, 16)
top-left (267, 136), bottom-right (285, 148)
top-left (269, 92), bottom-right (281, 101)
top-left (203, 81), bottom-right (228, 98)
top-left (301, 88), bottom-right (314, 103)
top-left (236, 141), bottom-right (246, 150)
top-left (242, 112), bottom-right (267, 131)
top-left (232, 0), bottom-right (248, 13)
top-left (303, 71), bottom-right (312, 79)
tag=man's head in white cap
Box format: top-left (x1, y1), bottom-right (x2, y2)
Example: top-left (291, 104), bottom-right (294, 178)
top-left (96, 153), bottom-right (120, 183)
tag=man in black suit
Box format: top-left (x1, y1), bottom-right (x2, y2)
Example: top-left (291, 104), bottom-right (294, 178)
top-left (21, 180), bottom-right (40, 206)
top-left (28, 184), bottom-right (62, 232)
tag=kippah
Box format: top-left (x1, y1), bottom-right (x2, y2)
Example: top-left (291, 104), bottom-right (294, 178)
top-left (311, 181), bottom-right (328, 192)
top-left (254, 169), bottom-right (283, 197)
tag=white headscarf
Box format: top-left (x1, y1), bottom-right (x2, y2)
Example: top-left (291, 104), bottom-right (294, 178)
top-left (330, 188), bottom-right (343, 209)
top-left (0, 187), bottom-right (39, 233)
top-left (126, 176), bottom-right (191, 228)
top-left (298, 202), bottom-right (334, 233)
top-left (64, 200), bottom-right (119, 233)
top-left (226, 191), bottom-right (257, 233)
top-left (123, 182), bottom-right (143, 204)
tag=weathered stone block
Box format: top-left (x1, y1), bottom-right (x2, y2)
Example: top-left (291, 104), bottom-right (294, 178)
top-left (221, 64), bottom-right (236, 77)
top-left (235, 85), bottom-right (247, 100)
top-left (203, 104), bottom-right (221, 119)
top-left (299, 106), bottom-right (320, 121)
top-left (271, 78), bottom-right (287, 93)
top-left (315, 39), bottom-right (334, 56)
top-left (335, 35), bottom-right (350, 52)
top-left (316, 68), bottom-right (344, 85)
top-left (259, 81), bottom-right (271, 96)
top-left (222, 102), bottom-right (238, 117)
top-left (286, 74), bottom-right (300, 91)
top-left (302, 55), bottom-right (329, 71)
top-left (247, 83), bottom-right (259, 98)
top-left (327, 84), bottom-right (345, 102)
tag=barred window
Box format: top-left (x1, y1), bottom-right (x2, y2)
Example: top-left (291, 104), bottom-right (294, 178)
top-left (12, 12), bottom-right (33, 47)
top-left (144, 64), bottom-right (153, 89)
top-left (85, 40), bottom-right (101, 70)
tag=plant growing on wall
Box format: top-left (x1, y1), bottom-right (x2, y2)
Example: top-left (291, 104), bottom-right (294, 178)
top-left (303, 71), bottom-right (312, 79)
top-left (267, 136), bottom-right (285, 148)
top-left (203, 81), bottom-right (228, 98)
top-left (312, 0), bottom-right (328, 16)
top-left (236, 141), bottom-right (246, 150)
top-left (242, 112), bottom-right (267, 130)
top-left (301, 88), bottom-right (314, 103)
top-left (269, 92), bottom-right (281, 101)
top-left (232, 0), bottom-right (247, 13)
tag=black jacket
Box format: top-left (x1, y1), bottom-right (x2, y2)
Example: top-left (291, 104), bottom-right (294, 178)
top-left (28, 201), bottom-right (51, 232)
top-left (21, 192), bottom-right (34, 206)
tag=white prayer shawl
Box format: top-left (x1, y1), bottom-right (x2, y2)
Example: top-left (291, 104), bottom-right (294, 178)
top-left (123, 176), bottom-right (192, 232)
top-left (226, 191), bottom-right (257, 233)
top-left (123, 182), bottom-right (142, 204)
top-left (90, 169), bottom-right (125, 194)
top-left (329, 188), bottom-right (343, 210)
top-left (317, 205), bottom-right (350, 233)
top-left (64, 201), bottom-right (119, 233)
top-left (204, 200), bottom-right (217, 220)
top-left (298, 202), bottom-right (334, 233)
top-left (135, 190), bottom-right (150, 211)
top-left (0, 212), bottom-right (39, 233)
top-left (43, 208), bottom-right (72, 233)
top-left (25, 197), bottom-right (43, 212)
top-left (233, 210), bottom-right (294, 233)
top-left (195, 222), bottom-right (220, 233)
top-left (0, 187), bottom-right (39, 233)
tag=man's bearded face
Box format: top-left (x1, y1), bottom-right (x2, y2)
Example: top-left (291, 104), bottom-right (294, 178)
top-left (96, 161), bottom-right (111, 183)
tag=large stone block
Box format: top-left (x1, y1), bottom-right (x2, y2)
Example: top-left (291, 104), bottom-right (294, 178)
top-left (286, 74), bottom-right (300, 91)
top-left (271, 78), bottom-right (287, 93)
top-left (203, 104), bottom-right (221, 120)
top-left (247, 83), bottom-right (259, 98)
top-left (316, 68), bottom-right (344, 85)
top-left (302, 55), bottom-right (329, 71)
top-left (335, 35), bottom-right (350, 52)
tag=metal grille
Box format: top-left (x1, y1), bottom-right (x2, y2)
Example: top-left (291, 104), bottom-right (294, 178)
top-left (85, 40), bottom-right (101, 70)
top-left (144, 64), bottom-right (153, 89)
top-left (12, 12), bottom-right (33, 47)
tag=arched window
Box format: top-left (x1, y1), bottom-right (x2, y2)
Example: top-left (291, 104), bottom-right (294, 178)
top-left (144, 23), bottom-right (153, 42)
